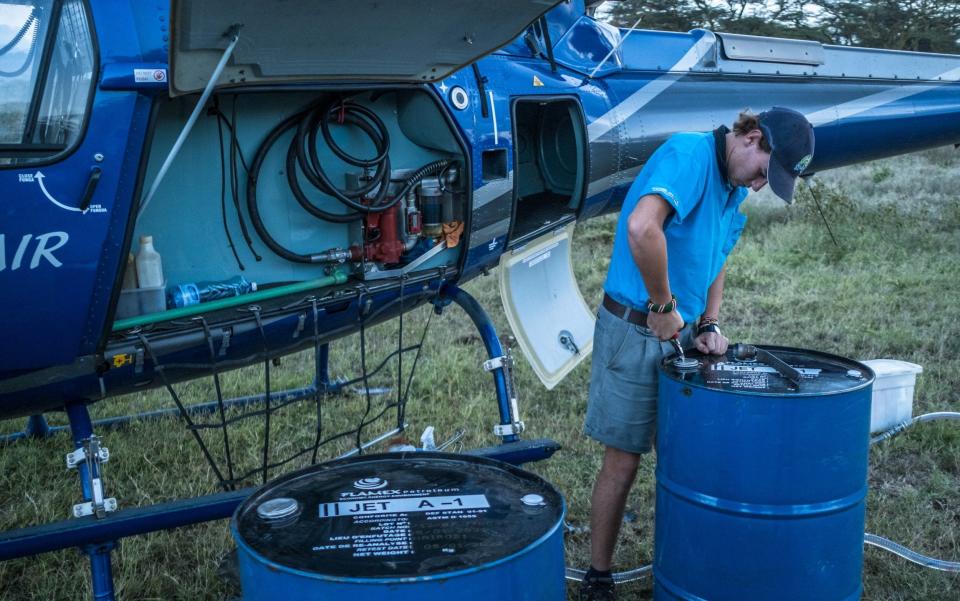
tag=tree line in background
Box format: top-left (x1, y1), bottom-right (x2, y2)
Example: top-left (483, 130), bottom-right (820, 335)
top-left (603, 1), bottom-right (960, 53)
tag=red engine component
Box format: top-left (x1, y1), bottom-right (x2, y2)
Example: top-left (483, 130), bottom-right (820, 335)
top-left (350, 204), bottom-right (405, 265)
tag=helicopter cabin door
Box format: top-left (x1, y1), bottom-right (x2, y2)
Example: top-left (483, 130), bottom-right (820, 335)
top-left (499, 223), bottom-right (594, 389)
top-left (498, 97), bottom-right (592, 390)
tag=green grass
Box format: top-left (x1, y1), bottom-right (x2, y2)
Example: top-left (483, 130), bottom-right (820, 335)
top-left (2, 148), bottom-right (960, 600)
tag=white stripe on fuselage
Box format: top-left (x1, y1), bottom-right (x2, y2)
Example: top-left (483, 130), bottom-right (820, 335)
top-left (581, 35), bottom-right (960, 198)
top-left (587, 32), bottom-right (717, 143)
top-left (473, 175), bottom-right (513, 210)
top-left (804, 66), bottom-right (960, 126)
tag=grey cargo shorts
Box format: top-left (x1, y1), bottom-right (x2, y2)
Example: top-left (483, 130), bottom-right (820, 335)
top-left (584, 304), bottom-right (695, 454)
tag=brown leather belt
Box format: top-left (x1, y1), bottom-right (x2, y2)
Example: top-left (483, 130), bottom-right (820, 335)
top-left (602, 293), bottom-right (648, 327)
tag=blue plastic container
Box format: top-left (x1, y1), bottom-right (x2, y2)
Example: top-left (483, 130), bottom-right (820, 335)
top-left (654, 345), bottom-right (873, 601)
top-left (232, 452), bottom-right (566, 600)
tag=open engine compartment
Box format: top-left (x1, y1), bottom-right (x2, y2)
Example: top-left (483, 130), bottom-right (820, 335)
top-left (118, 88), bottom-right (468, 324)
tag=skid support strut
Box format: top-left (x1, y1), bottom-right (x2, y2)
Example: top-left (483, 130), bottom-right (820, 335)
top-left (65, 402), bottom-right (117, 601)
top-left (438, 285), bottom-right (520, 443)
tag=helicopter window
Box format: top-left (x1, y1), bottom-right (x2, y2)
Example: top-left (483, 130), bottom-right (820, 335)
top-left (0, 0), bottom-right (94, 165)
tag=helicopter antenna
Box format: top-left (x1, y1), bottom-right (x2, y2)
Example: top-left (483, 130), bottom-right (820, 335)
top-left (138, 24), bottom-right (243, 221)
top-left (587, 14), bottom-right (643, 80)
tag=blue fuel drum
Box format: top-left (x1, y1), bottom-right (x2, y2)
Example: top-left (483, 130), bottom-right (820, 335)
top-left (654, 345), bottom-right (874, 601)
top-left (232, 453), bottom-right (566, 600)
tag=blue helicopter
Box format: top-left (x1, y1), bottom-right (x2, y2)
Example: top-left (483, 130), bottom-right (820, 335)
top-left (2, 0), bottom-right (960, 598)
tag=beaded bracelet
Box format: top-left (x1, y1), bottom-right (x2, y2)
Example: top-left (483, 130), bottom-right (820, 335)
top-left (646, 295), bottom-right (677, 314)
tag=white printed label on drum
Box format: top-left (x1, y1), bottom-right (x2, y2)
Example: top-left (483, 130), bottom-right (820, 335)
top-left (710, 364), bottom-right (821, 377)
top-left (704, 363), bottom-right (821, 391)
top-left (313, 493), bottom-right (491, 558)
top-left (319, 494), bottom-right (489, 518)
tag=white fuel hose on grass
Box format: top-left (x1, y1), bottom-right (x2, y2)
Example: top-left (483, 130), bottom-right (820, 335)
top-left (864, 533), bottom-right (960, 572)
top-left (870, 411), bottom-right (960, 445)
top-left (565, 564), bottom-right (651, 584)
top-left (867, 411), bottom-right (960, 572)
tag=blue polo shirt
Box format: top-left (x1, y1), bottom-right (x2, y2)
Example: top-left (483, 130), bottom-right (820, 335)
top-left (604, 131), bottom-right (748, 324)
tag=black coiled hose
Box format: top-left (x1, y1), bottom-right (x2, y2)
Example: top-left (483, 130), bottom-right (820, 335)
top-left (293, 100), bottom-right (393, 214)
top-left (246, 98), bottom-right (454, 264)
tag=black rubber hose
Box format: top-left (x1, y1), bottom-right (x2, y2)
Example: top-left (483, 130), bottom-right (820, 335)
top-left (394, 159), bottom-right (454, 203)
top-left (247, 110), bottom-right (329, 263)
top-left (229, 97), bottom-right (262, 260)
top-left (321, 102), bottom-right (390, 167)
top-left (300, 101), bottom-right (394, 211)
top-left (299, 104), bottom-right (392, 210)
top-left (285, 140), bottom-right (362, 223)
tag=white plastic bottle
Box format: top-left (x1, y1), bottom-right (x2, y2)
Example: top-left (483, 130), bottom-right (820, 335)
top-left (135, 235), bottom-right (164, 288)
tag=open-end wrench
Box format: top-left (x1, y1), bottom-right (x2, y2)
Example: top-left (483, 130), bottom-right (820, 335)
top-left (669, 334), bottom-right (685, 363)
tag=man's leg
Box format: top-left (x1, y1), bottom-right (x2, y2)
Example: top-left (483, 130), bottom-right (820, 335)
top-left (580, 307), bottom-right (676, 598)
top-left (589, 445), bottom-right (642, 570)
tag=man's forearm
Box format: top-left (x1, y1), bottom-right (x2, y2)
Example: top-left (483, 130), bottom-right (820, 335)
top-left (627, 196), bottom-right (675, 305)
top-left (702, 267), bottom-right (726, 321)
top-left (628, 226), bottom-right (671, 304)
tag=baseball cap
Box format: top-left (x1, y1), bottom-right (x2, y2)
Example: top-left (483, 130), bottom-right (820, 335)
top-left (758, 107), bottom-right (815, 203)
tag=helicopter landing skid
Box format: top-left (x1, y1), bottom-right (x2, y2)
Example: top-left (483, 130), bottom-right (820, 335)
top-left (0, 287), bottom-right (561, 601)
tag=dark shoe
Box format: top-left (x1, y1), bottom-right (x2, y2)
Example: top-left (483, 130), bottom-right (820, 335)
top-left (579, 575), bottom-right (616, 601)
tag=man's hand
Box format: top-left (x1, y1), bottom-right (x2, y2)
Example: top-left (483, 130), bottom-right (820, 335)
top-left (695, 331), bottom-right (729, 355)
top-left (647, 310), bottom-right (684, 341)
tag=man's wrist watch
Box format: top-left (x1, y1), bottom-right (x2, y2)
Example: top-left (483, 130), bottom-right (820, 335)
top-left (697, 317), bottom-right (721, 337)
